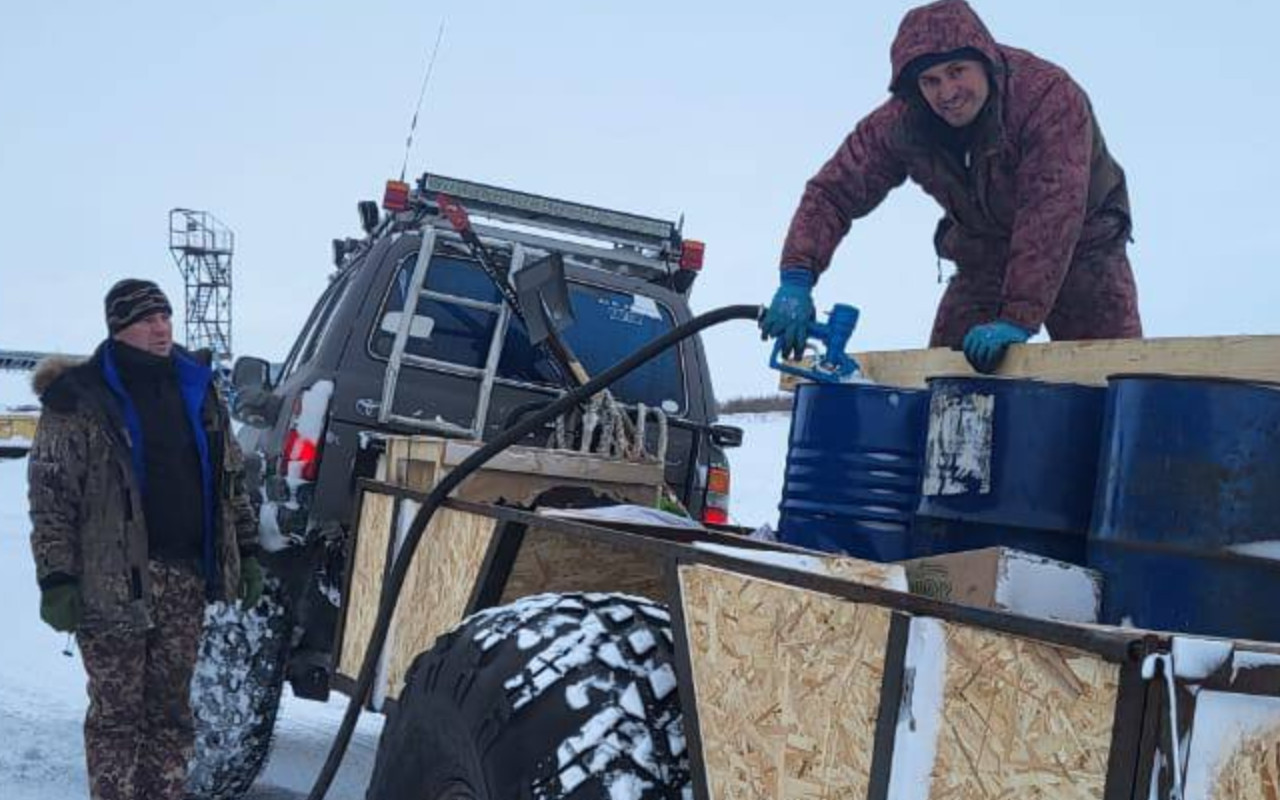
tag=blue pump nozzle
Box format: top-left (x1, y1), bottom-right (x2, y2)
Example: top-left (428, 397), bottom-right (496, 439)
top-left (769, 303), bottom-right (864, 383)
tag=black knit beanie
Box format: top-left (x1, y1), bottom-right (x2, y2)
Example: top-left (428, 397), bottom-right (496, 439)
top-left (105, 279), bottom-right (173, 334)
top-left (896, 47), bottom-right (990, 98)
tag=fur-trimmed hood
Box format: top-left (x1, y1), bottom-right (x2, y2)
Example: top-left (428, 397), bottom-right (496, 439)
top-left (32, 342), bottom-right (212, 413)
top-left (31, 354), bottom-right (88, 403)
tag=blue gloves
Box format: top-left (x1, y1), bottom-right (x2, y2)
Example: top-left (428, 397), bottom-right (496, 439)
top-left (760, 267), bottom-right (816, 360)
top-left (962, 320), bottom-right (1032, 374)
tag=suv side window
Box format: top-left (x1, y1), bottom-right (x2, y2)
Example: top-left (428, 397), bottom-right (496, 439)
top-left (279, 272), bottom-right (352, 381)
top-left (370, 253), bottom-right (501, 369)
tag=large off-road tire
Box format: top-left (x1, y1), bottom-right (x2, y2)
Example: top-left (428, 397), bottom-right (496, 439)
top-left (366, 592), bottom-right (691, 800)
top-left (186, 578), bottom-right (293, 800)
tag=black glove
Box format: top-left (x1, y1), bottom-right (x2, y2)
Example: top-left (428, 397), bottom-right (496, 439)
top-left (40, 583), bottom-right (82, 633)
top-left (239, 556), bottom-right (265, 610)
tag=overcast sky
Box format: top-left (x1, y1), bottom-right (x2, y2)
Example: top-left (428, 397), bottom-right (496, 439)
top-left (1, 1), bottom-right (1275, 400)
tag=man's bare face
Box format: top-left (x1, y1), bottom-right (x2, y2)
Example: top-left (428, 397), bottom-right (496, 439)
top-left (917, 58), bottom-right (990, 128)
top-left (113, 312), bottom-right (173, 357)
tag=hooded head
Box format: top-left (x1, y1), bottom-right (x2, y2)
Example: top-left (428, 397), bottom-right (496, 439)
top-left (889, 0), bottom-right (1003, 123)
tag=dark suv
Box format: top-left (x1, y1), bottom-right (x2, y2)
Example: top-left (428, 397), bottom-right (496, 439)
top-left (229, 173), bottom-right (741, 697)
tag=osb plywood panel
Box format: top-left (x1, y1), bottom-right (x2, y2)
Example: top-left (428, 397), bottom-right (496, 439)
top-left (819, 553), bottom-right (908, 591)
top-left (1184, 691), bottom-right (1280, 800)
top-left (1209, 722), bottom-right (1280, 799)
top-left (498, 526), bottom-right (666, 604)
top-left (385, 507), bottom-right (496, 699)
top-left (930, 622), bottom-right (1120, 799)
top-left (680, 563), bottom-right (893, 800)
top-left (338, 491), bottom-right (395, 680)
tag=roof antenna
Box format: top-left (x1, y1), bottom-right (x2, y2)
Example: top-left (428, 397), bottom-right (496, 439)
top-left (399, 19), bottom-right (447, 183)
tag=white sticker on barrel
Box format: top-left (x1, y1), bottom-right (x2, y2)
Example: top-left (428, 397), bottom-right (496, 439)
top-left (922, 389), bottom-right (994, 496)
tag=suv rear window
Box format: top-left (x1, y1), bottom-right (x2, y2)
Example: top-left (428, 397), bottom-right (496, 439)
top-left (498, 284), bottom-right (685, 413)
top-left (370, 254), bottom-right (502, 368)
top-left (371, 253), bottom-right (686, 413)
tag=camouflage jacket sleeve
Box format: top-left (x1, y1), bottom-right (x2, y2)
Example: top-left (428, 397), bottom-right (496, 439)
top-left (226, 433), bottom-right (260, 555)
top-left (27, 411), bottom-right (88, 587)
top-left (998, 77), bottom-right (1094, 331)
top-left (780, 100), bottom-right (910, 275)
top-left (212, 385), bottom-right (259, 555)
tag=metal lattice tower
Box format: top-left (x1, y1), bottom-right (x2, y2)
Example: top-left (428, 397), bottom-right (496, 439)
top-left (168, 209), bottom-right (234, 364)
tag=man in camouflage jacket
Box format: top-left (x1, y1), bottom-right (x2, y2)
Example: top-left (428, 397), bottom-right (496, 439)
top-left (761, 0), bottom-right (1142, 373)
top-left (28, 279), bottom-right (263, 800)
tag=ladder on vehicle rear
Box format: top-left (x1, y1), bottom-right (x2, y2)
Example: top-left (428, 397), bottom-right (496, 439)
top-left (377, 220), bottom-right (672, 465)
top-left (377, 224), bottom-right (520, 439)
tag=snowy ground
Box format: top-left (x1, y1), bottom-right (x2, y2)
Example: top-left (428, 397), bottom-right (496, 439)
top-left (720, 412), bottom-right (791, 531)
top-left (0, 368), bottom-right (792, 799)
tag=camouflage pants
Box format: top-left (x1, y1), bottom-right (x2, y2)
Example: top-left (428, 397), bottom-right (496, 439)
top-left (929, 219), bottom-right (1143, 347)
top-left (77, 560), bottom-right (207, 800)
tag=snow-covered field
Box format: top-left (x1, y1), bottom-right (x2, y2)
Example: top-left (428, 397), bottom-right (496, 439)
top-left (719, 412), bottom-right (791, 531)
top-left (0, 369), bottom-right (791, 799)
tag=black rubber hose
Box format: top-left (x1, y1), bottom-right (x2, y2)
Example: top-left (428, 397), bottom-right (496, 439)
top-left (307, 303), bottom-right (764, 800)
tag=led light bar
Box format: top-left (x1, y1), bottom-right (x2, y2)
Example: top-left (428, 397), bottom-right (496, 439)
top-left (420, 173), bottom-right (677, 246)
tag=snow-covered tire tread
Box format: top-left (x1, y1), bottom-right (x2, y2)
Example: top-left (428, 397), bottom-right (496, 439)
top-left (186, 578), bottom-right (292, 800)
top-left (368, 592), bottom-right (690, 800)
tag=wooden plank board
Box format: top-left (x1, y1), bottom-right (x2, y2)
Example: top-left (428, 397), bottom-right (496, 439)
top-left (384, 505), bottom-right (497, 700)
top-left (498, 525), bottom-right (668, 604)
top-left (679, 563), bottom-right (894, 800)
top-left (377, 434), bottom-right (663, 507)
top-left (337, 491), bottom-right (395, 680)
top-left (442, 439), bottom-right (664, 485)
top-left (779, 335), bottom-right (1280, 391)
top-left (924, 621), bottom-right (1120, 799)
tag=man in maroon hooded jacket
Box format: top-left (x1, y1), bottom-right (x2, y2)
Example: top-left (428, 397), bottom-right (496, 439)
top-left (760, 0), bottom-right (1142, 373)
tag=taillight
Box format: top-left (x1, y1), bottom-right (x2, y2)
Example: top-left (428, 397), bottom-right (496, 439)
top-left (679, 240), bottom-right (705, 271)
top-left (702, 464), bottom-right (730, 525)
top-left (278, 381), bottom-right (334, 483)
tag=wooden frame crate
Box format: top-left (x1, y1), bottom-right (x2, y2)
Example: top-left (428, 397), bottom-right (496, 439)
top-left (333, 479), bottom-right (906, 706)
top-left (375, 433), bottom-right (666, 507)
top-left (337, 487), bottom-right (1280, 799)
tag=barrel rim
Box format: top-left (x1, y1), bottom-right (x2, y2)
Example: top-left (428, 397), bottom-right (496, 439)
top-left (924, 373), bottom-right (1102, 389)
top-left (795, 381), bottom-right (930, 397)
top-left (1105, 372), bottom-right (1280, 390)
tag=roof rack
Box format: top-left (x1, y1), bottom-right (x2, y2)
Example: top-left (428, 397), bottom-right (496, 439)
top-left (417, 173), bottom-right (680, 252)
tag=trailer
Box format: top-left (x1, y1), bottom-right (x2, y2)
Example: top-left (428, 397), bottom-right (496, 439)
top-left (322, 334), bottom-right (1280, 800)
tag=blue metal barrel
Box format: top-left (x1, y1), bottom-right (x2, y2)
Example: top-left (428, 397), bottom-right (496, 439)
top-left (777, 382), bottom-right (930, 562)
top-left (912, 377), bottom-right (1107, 564)
top-left (1088, 375), bottom-right (1280, 639)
